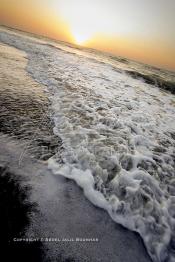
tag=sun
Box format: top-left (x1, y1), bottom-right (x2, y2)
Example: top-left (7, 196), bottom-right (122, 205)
top-left (74, 34), bottom-right (86, 45)
top-left (57, 1), bottom-right (99, 45)
top-left (72, 29), bottom-right (92, 45)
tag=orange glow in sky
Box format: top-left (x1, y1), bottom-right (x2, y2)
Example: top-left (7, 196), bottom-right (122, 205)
top-left (0, 0), bottom-right (175, 71)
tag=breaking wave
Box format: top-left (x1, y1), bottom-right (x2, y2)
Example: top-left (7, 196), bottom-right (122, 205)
top-left (1, 29), bottom-right (175, 262)
top-left (125, 70), bottom-right (175, 94)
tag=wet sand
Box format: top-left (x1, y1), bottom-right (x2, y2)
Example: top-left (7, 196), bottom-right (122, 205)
top-left (0, 42), bottom-right (152, 261)
top-left (0, 42), bottom-right (59, 160)
top-left (0, 136), bottom-right (151, 262)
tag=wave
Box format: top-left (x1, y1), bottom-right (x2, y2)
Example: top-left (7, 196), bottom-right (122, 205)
top-left (125, 70), bottom-right (175, 94)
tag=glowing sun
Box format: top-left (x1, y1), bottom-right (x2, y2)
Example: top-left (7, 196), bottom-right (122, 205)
top-left (72, 29), bottom-right (92, 45)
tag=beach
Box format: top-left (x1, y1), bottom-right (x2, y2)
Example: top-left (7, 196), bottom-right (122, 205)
top-left (0, 26), bottom-right (175, 262)
top-left (0, 35), bottom-right (151, 262)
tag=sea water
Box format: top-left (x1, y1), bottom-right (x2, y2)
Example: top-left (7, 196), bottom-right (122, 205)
top-left (0, 28), bottom-right (175, 262)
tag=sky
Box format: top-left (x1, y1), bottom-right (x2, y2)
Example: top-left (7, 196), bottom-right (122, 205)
top-left (0, 0), bottom-right (175, 71)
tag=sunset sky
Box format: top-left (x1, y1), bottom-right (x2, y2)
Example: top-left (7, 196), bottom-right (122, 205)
top-left (1, 0), bottom-right (175, 71)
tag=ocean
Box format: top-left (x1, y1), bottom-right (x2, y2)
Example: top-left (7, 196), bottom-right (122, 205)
top-left (0, 26), bottom-right (175, 262)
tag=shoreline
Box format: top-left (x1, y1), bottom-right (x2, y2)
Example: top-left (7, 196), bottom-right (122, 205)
top-left (0, 42), bottom-right (59, 160)
top-left (0, 135), bottom-right (151, 262)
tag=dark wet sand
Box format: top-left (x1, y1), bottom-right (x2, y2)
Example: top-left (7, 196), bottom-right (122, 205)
top-left (0, 42), bottom-right (152, 262)
top-left (0, 136), bottom-right (151, 262)
top-left (0, 43), bottom-right (59, 160)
